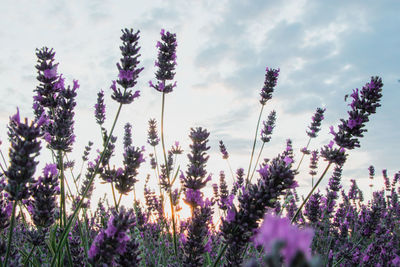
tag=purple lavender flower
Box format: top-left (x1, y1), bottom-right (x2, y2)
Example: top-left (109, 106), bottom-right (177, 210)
top-left (147, 118), bottom-right (160, 146)
top-left (261, 110), bottom-right (276, 143)
top-left (320, 141), bottom-right (347, 166)
top-left (99, 134), bottom-right (117, 168)
top-left (309, 150), bottom-right (319, 176)
top-left (284, 139), bottom-right (294, 160)
top-left (5, 109), bottom-right (43, 201)
top-left (333, 77), bottom-right (383, 149)
top-left (184, 188), bottom-right (204, 208)
top-left (33, 47), bottom-right (60, 117)
top-left (182, 200), bottom-right (214, 267)
top-left (111, 29), bottom-right (143, 104)
top-left (123, 123), bottom-right (133, 149)
top-left (94, 89), bottom-right (106, 126)
top-left (89, 207), bottom-right (138, 265)
top-left (149, 29), bottom-right (178, 94)
top-left (232, 168), bottom-right (245, 196)
top-left (324, 166), bottom-right (343, 215)
top-left (218, 171), bottom-right (230, 211)
top-left (221, 153), bottom-right (296, 265)
top-left (369, 165), bottom-right (375, 179)
top-left (304, 192), bottom-right (322, 224)
top-left (115, 236), bottom-right (141, 266)
top-left (44, 79), bottom-right (78, 152)
top-left (31, 163), bottom-right (59, 228)
top-left (82, 141), bottom-right (93, 162)
top-left (171, 141), bottom-right (183, 155)
top-left (219, 140), bottom-right (229, 159)
top-left (212, 183), bottom-right (219, 200)
top-left (260, 67), bottom-right (280, 105)
top-left (149, 153), bottom-right (157, 170)
top-left (254, 213), bottom-right (314, 264)
top-left (69, 223), bottom-right (87, 266)
top-left (306, 107), bottom-right (326, 138)
top-left (181, 128), bottom-right (211, 206)
top-left (114, 145), bottom-right (145, 194)
top-left (382, 169), bottom-right (391, 192)
top-left (0, 182), bottom-right (11, 230)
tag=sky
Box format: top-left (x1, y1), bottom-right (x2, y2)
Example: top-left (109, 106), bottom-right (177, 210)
top-left (0, 0), bottom-right (399, 209)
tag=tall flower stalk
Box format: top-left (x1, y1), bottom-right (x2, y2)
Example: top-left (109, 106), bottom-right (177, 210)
top-left (295, 107), bottom-right (326, 173)
top-left (149, 28), bottom-right (178, 255)
top-left (4, 110), bottom-right (44, 266)
top-left (246, 67), bottom-right (279, 186)
top-left (249, 110), bottom-right (277, 182)
top-left (50, 28), bottom-right (143, 266)
top-left (292, 77), bottom-right (383, 223)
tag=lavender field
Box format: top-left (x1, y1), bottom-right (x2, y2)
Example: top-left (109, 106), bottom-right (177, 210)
top-left (1, 1), bottom-right (400, 267)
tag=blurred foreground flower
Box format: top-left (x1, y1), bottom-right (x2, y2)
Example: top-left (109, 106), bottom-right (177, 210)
top-left (254, 212), bottom-right (314, 265)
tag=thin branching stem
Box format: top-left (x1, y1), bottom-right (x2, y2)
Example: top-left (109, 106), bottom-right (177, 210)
top-left (246, 104), bottom-right (264, 186)
top-left (295, 137), bottom-right (312, 173)
top-left (0, 150), bottom-right (8, 169)
top-left (51, 102), bottom-right (124, 267)
top-left (291, 161), bottom-right (332, 223)
top-left (4, 200), bottom-right (17, 266)
top-left (160, 91), bottom-right (178, 256)
top-left (249, 141), bottom-right (265, 183)
top-left (226, 159), bottom-right (235, 183)
top-left (111, 181), bottom-right (119, 211)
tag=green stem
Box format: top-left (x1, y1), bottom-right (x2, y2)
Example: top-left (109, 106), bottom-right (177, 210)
top-left (160, 91), bottom-right (177, 255)
top-left (333, 237), bottom-right (364, 266)
top-left (295, 137), bottom-right (312, 173)
top-left (226, 159), bottom-right (235, 184)
top-left (291, 161), bottom-right (332, 223)
top-left (4, 200), bottom-right (17, 266)
top-left (249, 142), bottom-right (265, 183)
top-left (0, 150), bottom-right (8, 169)
top-left (212, 242), bottom-right (229, 267)
top-left (111, 181), bottom-right (118, 211)
top-left (0, 150), bottom-right (6, 173)
top-left (246, 104), bottom-right (265, 186)
top-left (22, 245), bottom-right (36, 266)
top-left (160, 92), bottom-right (170, 184)
top-left (118, 193), bottom-right (123, 207)
top-left (51, 102), bottom-right (124, 267)
top-left (58, 150), bottom-right (67, 227)
top-left (65, 154), bottom-right (79, 192)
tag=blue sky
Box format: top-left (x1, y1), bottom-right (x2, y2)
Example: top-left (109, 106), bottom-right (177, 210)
top-left (0, 0), bottom-right (399, 205)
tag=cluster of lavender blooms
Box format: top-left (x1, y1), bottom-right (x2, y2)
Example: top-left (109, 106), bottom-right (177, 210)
top-left (0, 25), bottom-right (397, 267)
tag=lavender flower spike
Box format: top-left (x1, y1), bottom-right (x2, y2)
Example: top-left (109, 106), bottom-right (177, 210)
top-left (94, 89), bottom-right (106, 126)
top-left (260, 67), bottom-right (280, 105)
top-left (31, 163), bottom-right (59, 228)
top-left (306, 107), bottom-right (326, 138)
top-left (89, 207), bottom-right (139, 265)
top-left (111, 29), bottom-right (144, 104)
top-left (261, 110), bottom-right (276, 143)
top-left (149, 29), bottom-right (178, 93)
top-left (219, 140), bottom-right (229, 159)
top-left (147, 118), bottom-right (160, 146)
top-left (333, 76), bottom-right (383, 149)
top-left (43, 79), bottom-right (78, 152)
top-left (5, 109), bottom-right (43, 201)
